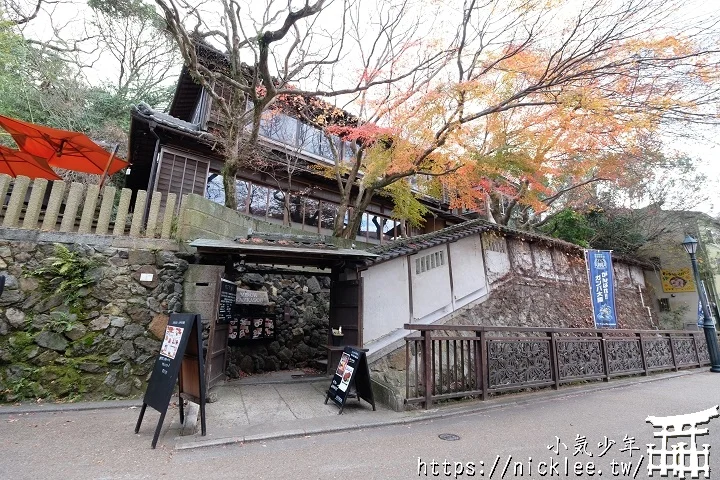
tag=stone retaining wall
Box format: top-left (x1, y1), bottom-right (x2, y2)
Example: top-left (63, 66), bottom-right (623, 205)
top-left (225, 272), bottom-right (331, 377)
top-left (0, 240), bottom-right (187, 402)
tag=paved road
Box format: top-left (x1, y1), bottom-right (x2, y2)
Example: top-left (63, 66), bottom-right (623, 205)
top-left (2, 371), bottom-right (719, 479)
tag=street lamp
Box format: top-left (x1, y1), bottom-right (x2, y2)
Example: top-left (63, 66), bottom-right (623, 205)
top-left (681, 235), bottom-right (720, 372)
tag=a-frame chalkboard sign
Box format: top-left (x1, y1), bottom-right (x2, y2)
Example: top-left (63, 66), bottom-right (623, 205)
top-left (324, 346), bottom-right (376, 414)
top-left (135, 313), bottom-right (207, 448)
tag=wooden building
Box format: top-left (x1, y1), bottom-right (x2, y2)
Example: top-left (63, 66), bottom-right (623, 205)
top-left (126, 45), bottom-right (466, 244)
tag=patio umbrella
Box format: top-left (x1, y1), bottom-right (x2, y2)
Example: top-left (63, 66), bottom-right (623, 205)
top-left (0, 145), bottom-right (61, 180)
top-left (0, 115), bottom-right (128, 175)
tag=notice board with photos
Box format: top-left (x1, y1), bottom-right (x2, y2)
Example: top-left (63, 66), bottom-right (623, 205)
top-left (325, 346), bottom-right (376, 414)
top-left (228, 291), bottom-right (277, 345)
top-left (135, 313), bottom-right (206, 448)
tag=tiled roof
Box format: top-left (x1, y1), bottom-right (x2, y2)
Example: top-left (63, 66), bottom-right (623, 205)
top-left (366, 218), bottom-right (653, 268)
top-left (133, 102), bottom-right (214, 141)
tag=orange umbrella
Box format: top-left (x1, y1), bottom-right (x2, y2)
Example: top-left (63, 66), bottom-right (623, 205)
top-left (0, 115), bottom-right (128, 175)
top-left (0, 145), bottom-right (61, 180)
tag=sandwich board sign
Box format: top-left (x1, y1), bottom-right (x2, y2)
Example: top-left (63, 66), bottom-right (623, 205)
top-left (135, 313), bottom-right (206, 448)
top-left (324, 346), bottom-right (376, 414)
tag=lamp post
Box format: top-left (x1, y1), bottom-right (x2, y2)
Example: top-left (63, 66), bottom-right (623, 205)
top-left (682, 235), bottom-right (720, 372)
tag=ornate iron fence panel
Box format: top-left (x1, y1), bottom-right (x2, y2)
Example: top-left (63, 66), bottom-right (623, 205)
top-left (643, 337), bottom-right (674, 370)
top-left (605, 338), bottom-right (644, 375)
top-left (672, 337), bottom-right (699, 366)
top-left (696, 336), bottom-right (710, 364)
top-left (556, 338), bottom-right (605, 381)
top-left (487, 339), bottom-right (553, 390)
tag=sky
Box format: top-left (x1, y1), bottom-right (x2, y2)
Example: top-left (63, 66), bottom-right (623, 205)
top-left (12, 0), bottom-right (720, 217)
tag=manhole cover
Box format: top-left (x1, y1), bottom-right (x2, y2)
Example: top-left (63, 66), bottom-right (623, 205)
top-left (438, 433), bottom-right (461, 441)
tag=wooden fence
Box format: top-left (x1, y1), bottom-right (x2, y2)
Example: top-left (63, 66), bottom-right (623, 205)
top-left (0, 174), bottom-right (178, 239)
top-left (405, 324), bottom-right (714, 408)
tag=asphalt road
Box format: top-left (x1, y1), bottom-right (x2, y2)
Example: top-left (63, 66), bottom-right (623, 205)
top-left (2, 371), bottom-right (719, 479)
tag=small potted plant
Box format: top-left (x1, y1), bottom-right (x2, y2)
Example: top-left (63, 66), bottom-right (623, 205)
top-left (331, 326), bottom-right (343, 346)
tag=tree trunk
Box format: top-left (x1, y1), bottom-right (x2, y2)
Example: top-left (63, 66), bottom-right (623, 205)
top-left (222, 159), bottom-right (239, 210)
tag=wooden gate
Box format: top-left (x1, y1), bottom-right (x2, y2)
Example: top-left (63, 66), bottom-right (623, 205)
top-left (182, 265), bottom-right (228, 391)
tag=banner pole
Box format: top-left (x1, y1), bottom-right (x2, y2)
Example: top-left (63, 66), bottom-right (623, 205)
top-left (584, 249), bottom-right (595, 327)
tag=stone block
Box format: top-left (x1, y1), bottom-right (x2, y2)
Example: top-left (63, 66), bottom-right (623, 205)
top-left (65, 323), bottom-right (87, 341)
top-left (148, 314), bottom-right (169, 340)
top-left (35, 331), bottom-right (69, 351)
top-left (128, 250), bottom-right (156, 265)
top-left (5, 308), bottom-right (25, 328)
top-left (121, 324), bottom-right (145, 340)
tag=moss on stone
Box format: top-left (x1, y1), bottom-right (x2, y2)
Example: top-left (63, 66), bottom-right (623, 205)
top-left (7, 332), bottom-right (34, 359)
top-left (34, 365), bottom-right (84, 398)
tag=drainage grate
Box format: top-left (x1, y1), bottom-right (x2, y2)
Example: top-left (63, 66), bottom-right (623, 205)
top-left (438, 433), bottom-right (461, 441)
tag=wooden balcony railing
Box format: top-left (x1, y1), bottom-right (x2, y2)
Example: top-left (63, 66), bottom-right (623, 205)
top-left (404, 324), bottom-right (713, 409)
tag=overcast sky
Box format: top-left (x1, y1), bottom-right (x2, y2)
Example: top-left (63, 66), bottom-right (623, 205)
top-left (15, 0), bottom-right (720, 216)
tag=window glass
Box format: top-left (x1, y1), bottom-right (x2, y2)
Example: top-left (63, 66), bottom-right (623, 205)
top-left (268, 189), bottom-right (285, 221)
top-left (343, 141), bottom-right (355, 162)
top-left (304, 198), bottom-right (320, 230)
top-left (321, 202), bottom-right (337, 230)
top-left (298, 123), bottom-right (319, 155)
top-left (288, 195), bottom-right (304, 226)
top-left (368, 215), bottom-right (382, 240)
top-left (357, 212), bottom-right (369, 240)
top-left (206, 172), bottom-right (225, 204)
top-left (249, 185), bottom-right (269, 217)
top-left (236, 180), bottom-right (249, 212)
top-left (317, 133), bottom-right (333, 160)
top-left (260, 113), bottom-right (298, 145)
top-left (383, 219), bottom-right (399, 241)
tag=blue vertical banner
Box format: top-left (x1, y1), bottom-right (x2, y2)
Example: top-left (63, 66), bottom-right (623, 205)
top-left (698, 301), bottom-right (704, 328)
top-left (586, 250), bottom-right (617, 328)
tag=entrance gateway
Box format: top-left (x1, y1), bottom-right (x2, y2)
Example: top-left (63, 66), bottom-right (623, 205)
top-left (188, 234), bottom-right (377, 392)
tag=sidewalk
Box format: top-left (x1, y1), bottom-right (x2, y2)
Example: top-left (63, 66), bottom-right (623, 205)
top-left (0, 368), bottom-right (706, 451)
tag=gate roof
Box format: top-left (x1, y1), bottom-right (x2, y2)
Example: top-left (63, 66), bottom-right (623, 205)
top-left (189, 235), bottom-right (376, 269)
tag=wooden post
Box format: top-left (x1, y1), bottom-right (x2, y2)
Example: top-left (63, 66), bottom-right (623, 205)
top-left (599, 332), bottom-right (610, 381)
top-left (548, 331), bottom-right (560, 389)
top-left (668, 333), bottom-right (679, 372)
top-left (637, 333), bottom-right (648, 376)
top-left (423, 329), bottom-right (432, 409)
top-left (98, 145), bottom-right (119, 188)
top-left (479, 330), bottom-right (488, 401)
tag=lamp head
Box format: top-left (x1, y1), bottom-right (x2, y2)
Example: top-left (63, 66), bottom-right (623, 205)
top-left (682, 235), bottom-right (698, 255)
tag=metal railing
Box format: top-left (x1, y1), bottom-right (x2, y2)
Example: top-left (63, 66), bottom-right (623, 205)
top-left (404, 324), bottom-right (712, 409)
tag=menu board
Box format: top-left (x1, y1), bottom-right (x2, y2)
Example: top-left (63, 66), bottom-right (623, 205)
top-left (228, 315), bottom-right (275, 344)
top-left (325, 346), bottom-right (376, 414)
top-left (218, 279), bottom-right (237, 324)
top-left (136, 313), bottom-right (206, 448)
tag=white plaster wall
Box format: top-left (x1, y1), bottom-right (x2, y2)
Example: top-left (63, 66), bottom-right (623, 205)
top-left (630, 266), bottom-right (646, 287)
top-left (614, 262), bottom-right (632, 288)
top-left (551, 249), bottom-right (573, 281)
top-left (411, 246), bottom-right (453, 322)
top-left (362, 256), bottom-right (411, 343)
top-left (508, 239), bottom-right (534, 275)
top-left (533, 246), bottom-right (555, 279)
top-left (449, 235), bottom-right (488, 306)
top-left (482, 233), bottom-right (511, 283)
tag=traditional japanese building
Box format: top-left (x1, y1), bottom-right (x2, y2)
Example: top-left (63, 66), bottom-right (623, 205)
top-left (126, 44), bottom-right (466, 245)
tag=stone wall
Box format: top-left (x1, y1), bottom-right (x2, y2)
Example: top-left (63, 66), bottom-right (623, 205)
top-left (0, 240), bottom-right (187, 402)
top-left (368, 241), bottom-right (657, 411)
top-left (224, 272), bottom-right (331, 378)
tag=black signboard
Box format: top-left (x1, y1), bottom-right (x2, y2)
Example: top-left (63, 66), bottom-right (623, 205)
top-left (324, 346), bottom-right (376, 414)
top-left (135, 313), bottom-right (206, 448)
top-left (218, 279), bottom-right (237, 325)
